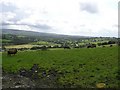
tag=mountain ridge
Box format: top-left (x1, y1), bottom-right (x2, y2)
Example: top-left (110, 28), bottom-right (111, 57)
top-left (2, 29), bottom-right (91, 39)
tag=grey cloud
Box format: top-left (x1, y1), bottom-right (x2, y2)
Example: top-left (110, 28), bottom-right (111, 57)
top-left (0, 2), bottom-right (18, 12)
top-left (1, 22), bottom-right (52, 30)
top-left (1, 2), bottom-right (31, 23)
top-left (2, 12), bottom-right (18, 25)
top-left (80, 2), bottom-right (98, 14)
top-left (1, 2), bottom-right (52, 31)
top-left (18, 23), bottom-right (52, 30)
top-left (1, 22), bottom-right (12, 25)
top-left (29, 24), bottom-right (52, 30)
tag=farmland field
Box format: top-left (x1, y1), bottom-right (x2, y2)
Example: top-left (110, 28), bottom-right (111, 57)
top-left (2, 46), bottom-right (119, 88)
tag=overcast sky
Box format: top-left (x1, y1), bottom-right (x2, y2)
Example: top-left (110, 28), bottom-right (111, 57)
top-left (0, 0), bottom-right (119, 37)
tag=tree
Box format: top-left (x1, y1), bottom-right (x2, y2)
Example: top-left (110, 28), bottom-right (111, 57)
top-left (41, 46), bottom-right (48, 51)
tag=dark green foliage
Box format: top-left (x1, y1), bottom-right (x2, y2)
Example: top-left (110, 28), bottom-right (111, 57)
top-left (97, 40), bottom-right (116, 46)
top-left (2, 34), bottom-right (37, 45)
top-left (87, 44), bottom-right (96, 48)
top-left (30, 46), bottom-right (42, 50)
top-left (41, 46), bottom-right (48, 51)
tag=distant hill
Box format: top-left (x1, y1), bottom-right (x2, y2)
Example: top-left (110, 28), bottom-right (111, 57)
top-left (2, 29), bottom-right (90, 39)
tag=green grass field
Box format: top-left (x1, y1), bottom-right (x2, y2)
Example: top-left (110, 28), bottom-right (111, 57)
top-left (0, 39), bottom-right (11, 43)
top-left (2, 46), bottom-right (119, 88)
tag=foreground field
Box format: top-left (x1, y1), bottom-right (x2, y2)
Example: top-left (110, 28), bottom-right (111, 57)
top-left (2, 46), bottom-right (119, 88)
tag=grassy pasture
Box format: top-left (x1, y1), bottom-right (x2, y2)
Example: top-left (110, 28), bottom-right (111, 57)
top-left (0, 39), bottom-right (11, 43)
top-left (31, 41), bottom-right (60, 46)
top-left (2, 46), bottom-right (119, 88)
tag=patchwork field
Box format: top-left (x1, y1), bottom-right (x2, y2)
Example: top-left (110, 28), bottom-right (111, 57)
top-left (2, 46), bottom-right (119, 88)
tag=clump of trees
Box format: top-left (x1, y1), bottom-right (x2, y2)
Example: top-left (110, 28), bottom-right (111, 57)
top-left (30, 46), bottom-right (42, 50)
top-left (41, 46), bottom-right (48, 51)
top-left (87, 44), bottom-right (96, 48)
top-left (30, 46), bottom-right (48, 51)
top-left (97, 41), bottom-right (116, 46)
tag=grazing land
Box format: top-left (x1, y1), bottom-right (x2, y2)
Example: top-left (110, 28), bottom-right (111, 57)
top-left (2, 46), bottom-right (119, 88)
top-left (1, 29), bottom-right (119, 88)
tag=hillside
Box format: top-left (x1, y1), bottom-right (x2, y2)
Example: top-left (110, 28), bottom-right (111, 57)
top-left (2, 46), bottom-right (119, 88)
top-left (2, 29), bottom-right (89, 39)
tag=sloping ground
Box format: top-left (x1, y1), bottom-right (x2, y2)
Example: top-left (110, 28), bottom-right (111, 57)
top-left (2, 46), bottom-right (119, 88)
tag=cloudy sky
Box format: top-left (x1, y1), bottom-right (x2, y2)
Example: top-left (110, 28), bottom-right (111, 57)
top-left (0, 0), bottom-right (119, 37)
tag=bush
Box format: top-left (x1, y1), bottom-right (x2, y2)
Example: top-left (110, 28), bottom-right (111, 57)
top-left (41, 46), bottom-right (48, 51)
top-left (30, 46), bottom-right (42, 50)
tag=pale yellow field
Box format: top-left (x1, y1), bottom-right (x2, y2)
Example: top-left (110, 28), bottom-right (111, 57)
top-left (5, 44), bottom-right (39, 49)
